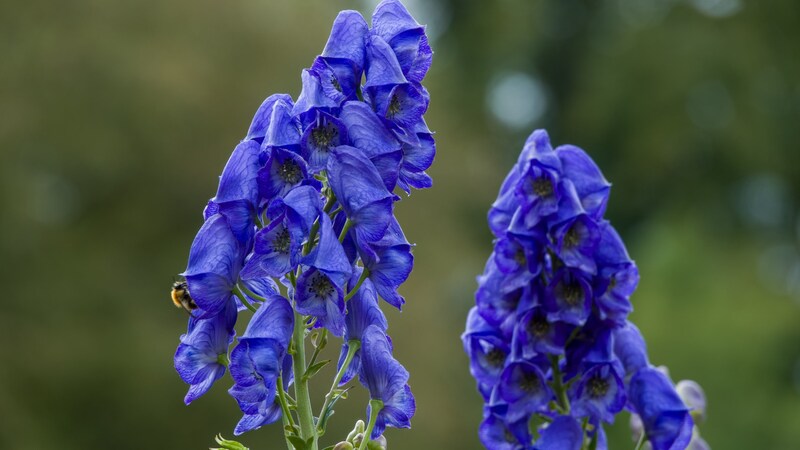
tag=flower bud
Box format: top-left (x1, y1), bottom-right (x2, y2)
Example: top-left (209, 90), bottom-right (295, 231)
top-left (367, 435), bottom-right (387, 450)
top-left (333, 442), bottom-right (354, 450)
top-left (676, 379), bottom-right (707, 424)
top-left (346, 420), bottom-right (366, 442)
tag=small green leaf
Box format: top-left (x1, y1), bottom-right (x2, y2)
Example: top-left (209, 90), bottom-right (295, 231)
top-left (287, 436), bottom-right (307, 450)
top-left (303, 360), bottom-right (331, 381)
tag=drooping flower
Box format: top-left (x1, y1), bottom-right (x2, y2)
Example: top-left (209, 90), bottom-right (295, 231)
top-left (359, 325), bottom-right (415, 439)
top-left (228, 295), bottom-right (294, 435)
top-left (174, 300), bottom-right (237, 405)
top-left (337, 269), bottom-right (388, 386)
top-left (327, 145), bottom-right (395, 249)
top-left (182, 214), bottom-right (244, 318)
top-left (628, 367), bottom-right (694, 450)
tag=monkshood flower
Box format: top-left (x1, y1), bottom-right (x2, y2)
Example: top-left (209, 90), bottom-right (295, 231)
top-left (464, 129), bottom-right (701, 450)
top-left (359, 325), bottom-right (415, 439)
top-left (182, 214), bottom-right (245, 318)
top-left (630, 368), bottom-right (710, 450)
top-left (337, 270), bottom-right (388, 386)
top-left (175, 300), bottom-right (237, 405)
top-left (173, 1), bottom-right (432, 448)
top-left (229, 296), bottom-right (294, 434)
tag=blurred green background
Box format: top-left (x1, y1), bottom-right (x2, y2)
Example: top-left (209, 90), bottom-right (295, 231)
top-left (2, 0), bottom-right (799, 448)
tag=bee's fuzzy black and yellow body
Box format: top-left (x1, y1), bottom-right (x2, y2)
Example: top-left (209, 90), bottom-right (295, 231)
top-left (171, 280), bottom-right (197, 313)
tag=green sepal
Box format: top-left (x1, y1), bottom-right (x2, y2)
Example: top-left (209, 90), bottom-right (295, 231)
top-left (211, 434), bottom-right (249, 450)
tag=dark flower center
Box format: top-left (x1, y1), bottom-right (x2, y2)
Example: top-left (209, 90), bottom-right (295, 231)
top-left (330, 75), bottom-right (342, 92)
top-left (310, 274), bottom-right (335, 299)
top-left (514, 248), bottom-right (526, 266)
top-left (520, 371), bottom-right (541, 394)
top-left (587, 374), bottom-right (610, 398)
top-left (564, 224), bottom-right (581, 249)
top-left (272, 227), bottom-right (291, 254)
top-left (504, 428), bottom-right (516, 443)
top-left (533, 177), bottom-right (553, 197)
top-left (278, 160), bottom-right (302, 184)
top-left (528, 314), bottom-right (551, 338)
top-left (486, 348), bottom-right (507, 368)
top-left (388, 94), bottom-right (402, 118)
top-left (558, 281), bottom-right (584, 307)
top-left (311, 122), bottom-right (339, 151)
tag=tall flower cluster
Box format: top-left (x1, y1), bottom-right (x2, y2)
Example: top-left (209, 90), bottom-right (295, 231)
top-left (173, 1), bottom-right (431, 448)
top-left (463, 130), bottom-right (701, 450)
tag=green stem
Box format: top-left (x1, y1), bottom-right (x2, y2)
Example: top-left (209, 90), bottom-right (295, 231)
top-left (549, 355), bottom-right (570, 414)
top-left (232, 287), bottom-right (258, 313)
top-left (291, 310), bottom-right (317, 450)
top-left (633, 432), bottom-right (647, 450)
top-left (318, 340), bottom-right (360, 431)
top-left (338, 219), bottom-right (353, 243)
top-left (357, 399), bottom-right (383, 450)
top-left (344, 269), bottom-right (370, 302)
top-left (328, 206), bottom-right (343, 217)
top-left (237, 282), bottom-right (268, 302)
top-left (277, 374), bottom-right (295, 450)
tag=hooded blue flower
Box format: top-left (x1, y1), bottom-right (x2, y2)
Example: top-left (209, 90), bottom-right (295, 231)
top-left (570, 363), bottom-right (626, 424)
top-left (629, 367), bottom-right (694, 450)
top-left (338, 101), bottom-right (403, 191)
top-left (555, 145), bottom-right (610, 220)
top-left (337, 270), bottom-right (388, 386)
top-left (240, 213), bottom-right (305, 280)
top-left (497, 361), bottom-right (553, 422)
top-left (593, 223), bottom-right (639, 322)
top-left (370, 0), bottom-right (433, 84)
top-left (543, 268), bottom-right (593, 326)
top-left (296, 214), bottom-right (352, 336)
top-left (364, 34), bottom-right (429, 129)
top-left (513, 307), bottom-right (572, 359)
top-left (299, 110), bottom-right (348, 172)
top-left (228, 295), bottom-right (294, 435)
top-left (396, 118), bottom-right (435, 193)
top-left (361, 217), bottom-right (413, 310)
top-left (327, 145), bottom-right (395, 249)
top-left (260, 96), bottom-right (302, 151)
top-left (258, 147), bottom-right (310, 200)
top-left (182, 214), bottom-right (245, 318)
top-left (246, 93), bottom-right (294, 142)
top-left (206, 139), bottom-right (263, 244)
top-left (534, 415), bottom-right (583, 450)
top-left (293, 69), bottom-right (342, 122)
top-left (174, 300), bottom-right (237, 405)
top-left (613, 322), bottom-right (650, 377)
top-left (359, 325), bottom-right (415, 439)
top-left (314, 10), bottom-right (369, 105)
top-left (479, 413), bottom-right (531, 450)
top-left (550, 212), bottom-right (600, 275)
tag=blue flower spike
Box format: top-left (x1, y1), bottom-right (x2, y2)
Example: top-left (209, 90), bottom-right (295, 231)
top-left (464, 129), bottom-right (705, 450)
top-left (173, 2), bottom-right (434, 447)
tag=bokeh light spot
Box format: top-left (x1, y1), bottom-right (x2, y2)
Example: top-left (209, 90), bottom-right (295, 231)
top-left (486, 72), bottom-right (548, 130)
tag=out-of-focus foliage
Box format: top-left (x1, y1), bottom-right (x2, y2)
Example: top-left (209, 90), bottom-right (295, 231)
top-left (0, 0), bottom-right (798, 449)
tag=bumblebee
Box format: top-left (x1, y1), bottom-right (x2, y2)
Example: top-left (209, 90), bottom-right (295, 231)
top-left (171, 280), bottom-right (197, 314)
